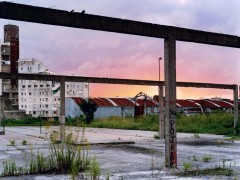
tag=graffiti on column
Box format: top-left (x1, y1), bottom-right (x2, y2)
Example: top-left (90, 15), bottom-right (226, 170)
top-left (169, 108), bottom-right (176, 167)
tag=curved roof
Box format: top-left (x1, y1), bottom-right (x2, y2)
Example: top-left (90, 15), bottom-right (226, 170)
top-left (71, 97), bottom-right (236, 109)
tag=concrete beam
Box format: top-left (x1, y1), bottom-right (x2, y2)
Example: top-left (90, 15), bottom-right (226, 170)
top-left (0, 72), bottom-right (236, 89)
top-left (1, 2), bottom-right (240, 48)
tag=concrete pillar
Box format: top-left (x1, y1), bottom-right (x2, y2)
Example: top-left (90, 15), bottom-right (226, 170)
top-left (159, 85), bottom-right (164, 139)
top-left (60, 79), bottom-right (65, 143)
top-left (234, 86), bottom-right (238, 134)
top-left (164, 36), bottom-right (177, 168)
top-left (144, 96), bottom-right (147, 115)
top-left (0, 96), bottom-right (4, 120)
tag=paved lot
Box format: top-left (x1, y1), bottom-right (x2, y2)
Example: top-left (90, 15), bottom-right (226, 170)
top-left (0, 126), bottom-right (240, 179)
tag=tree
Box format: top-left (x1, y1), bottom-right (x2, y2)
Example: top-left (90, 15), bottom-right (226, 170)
top-left (79, 99), bottom-right (98, 124)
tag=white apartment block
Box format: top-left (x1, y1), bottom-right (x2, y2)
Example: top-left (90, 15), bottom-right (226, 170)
top-left (18, 58), bottom-right (89, 117)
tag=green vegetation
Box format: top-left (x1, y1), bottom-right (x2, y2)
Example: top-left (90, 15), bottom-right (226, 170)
top-left (90, 115), bottom-right (158, 131)
top-left (79, 99), bottom-right (98, 124)
top-left (1, 117), bottom-right (59, 126)
top-left (177, 113), bottom-right (238, 135)
top-left (9, 139), bottom-right (15, 146)
top-left (90, 113), bottom-right (240, 136)
top-left (202, 155), bottom-right (213, 163)
top-left (1, 112), bottom-right (240, 136)
top-left (177, 158), bottom-right (234, 177)
top-left (1, 126), bottom-right (90, 177)
top-left (21, 139), bottom-right (28, 146)
top-left (87, 156), bottom-right (101, 180)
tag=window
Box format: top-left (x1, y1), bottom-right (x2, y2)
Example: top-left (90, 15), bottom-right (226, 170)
top-left (46, 84), bottom-right (50, 87)
top-left (45, 105), bottom-right (48, 108)
top-left (40, 85), bottom-right (44, 87)
top-left (29, 92), bottom-right (31, 95)
top-left (28, 85), bottom-right (31, 88)
top-left (34, 85), bottom-right (37, 88)
top-left (22, 85), bottom-right (25, 88)
top-left (33, 111), bottom-right (36, 114)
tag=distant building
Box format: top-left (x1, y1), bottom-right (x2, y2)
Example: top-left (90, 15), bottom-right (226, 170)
top-left (18, 58), bottom-right (89, 118)
top-left (1, 24), bottom-right (19, 110)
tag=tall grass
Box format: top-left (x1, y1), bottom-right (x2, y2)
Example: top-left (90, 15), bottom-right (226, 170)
top-left (90, 113), bottom-right (239, 136)
top-left (177, 113), bottom-right (236, 135)
top-left (90, 115), bottom-right (159, 131)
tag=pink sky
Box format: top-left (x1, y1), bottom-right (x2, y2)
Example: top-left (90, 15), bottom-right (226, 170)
top-left (1, 0), bottom-right (240, 99)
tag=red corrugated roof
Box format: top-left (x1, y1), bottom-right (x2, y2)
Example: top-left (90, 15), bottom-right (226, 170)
top-left (177, 100), bottom-right (200, 107)
top-left (192, 99), bottom-right (218, 108)
top-left (109, 98), bottom-right (135, 107)
top-left (72, 97), bottom-right (84, 105)
top-left (136, 99), bottom-right (158, 107)
top-left (209, 99), bottom-right (234, 108)
top-left (91, 98), bottom-right (113, 106)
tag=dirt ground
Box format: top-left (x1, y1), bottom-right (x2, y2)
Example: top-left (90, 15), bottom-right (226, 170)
top-left (0, 126), bottom-right (239, 179)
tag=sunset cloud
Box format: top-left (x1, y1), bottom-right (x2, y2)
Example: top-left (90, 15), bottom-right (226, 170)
top-left (1, 0), bottom-right (240, 99)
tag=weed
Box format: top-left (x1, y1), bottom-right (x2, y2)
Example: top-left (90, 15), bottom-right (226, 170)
top-left (182, 161), bottom-right (192, 174)
top-left (49, 130), bottom-right (60, 144)
top-left (1, 126), bottom-right (91, 177)
top-left (9, 139), bottom-right (15, 146)
top-left (87, 155), bottom-right (101, 180)
top-left (21, 139), bottom-right (28, 146)
top-left (192, 133), bottom-right (200, 138)
top-left (105, 170), bottom-right (111, 180)
top-left (202, 155), bottom-right (212, 163)
top-left (153, 133), bottom-right (160, 139)
top-left (192, 156), bottom-right (198, 161)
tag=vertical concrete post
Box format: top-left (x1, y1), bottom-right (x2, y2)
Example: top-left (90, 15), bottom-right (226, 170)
top-left (234, 86), bottom-right (238, 134)
top-left (60, 79), bottom-right (65, 143)
top-left (144, 96), bottom-right (147, 115)
top-left (159, 85), bottom-right (164, 139)
top-left (164, 36), bottom-right (177, 168)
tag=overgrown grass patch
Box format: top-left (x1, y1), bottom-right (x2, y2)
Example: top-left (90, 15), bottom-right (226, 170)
top-left (176, 167), bottom-right (233, 177)
top-left (90, 115), bottom-right (159, 131)
top-left (177, 113), bottom-right (238, 135)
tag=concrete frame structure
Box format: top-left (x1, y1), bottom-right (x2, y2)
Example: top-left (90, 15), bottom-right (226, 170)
top-left (0, 1), bottom-right (239, 168)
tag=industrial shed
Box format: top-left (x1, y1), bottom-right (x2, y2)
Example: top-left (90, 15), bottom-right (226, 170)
top-left (65, 97), bottom-right (238, 119)
top-left (65, 97), bottom-right (159, 119)
top-left (65, 97), bottom-right (136, 118)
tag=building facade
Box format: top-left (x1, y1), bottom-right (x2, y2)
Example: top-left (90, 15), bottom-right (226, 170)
top-left (18, 58), bottom-right (89, 118)
top-left (1, 24), bottom-right (19, 110)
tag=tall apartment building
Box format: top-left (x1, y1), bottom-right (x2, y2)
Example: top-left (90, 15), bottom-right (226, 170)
top-left (1, 24), bottom-right (19, 110)
top-left (18, 58), bottom-right (89, 117)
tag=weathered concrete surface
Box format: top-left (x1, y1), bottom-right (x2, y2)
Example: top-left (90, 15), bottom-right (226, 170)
top-left (0, 127), bottom-right (240, 179)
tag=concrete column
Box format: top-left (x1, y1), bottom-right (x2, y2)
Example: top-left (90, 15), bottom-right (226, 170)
top-left (159, 85), bottom-right (164, 139)
top-left (164, 36), bottom-right (177, 168)
top-left (234, 86), bottom-right (238, 134)
top-left (60, 79), bottom-right (65, 143)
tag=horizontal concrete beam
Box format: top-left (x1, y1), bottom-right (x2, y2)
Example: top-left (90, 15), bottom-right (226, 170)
top-left (1, 2), bottom-right (240, 48)
top-left (0, 72), bottom-right (236, 89)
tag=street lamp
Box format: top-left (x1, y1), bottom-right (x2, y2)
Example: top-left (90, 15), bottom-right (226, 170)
top-left (158, 57), bottom-right (162, 82)
top-left (158, 57), bottom-right (164, 139)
